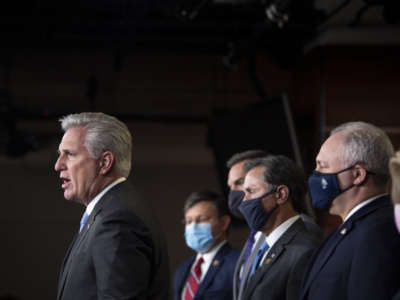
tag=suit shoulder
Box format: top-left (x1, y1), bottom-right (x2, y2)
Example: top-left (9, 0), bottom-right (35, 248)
top-left (351, 205), bottom-right (399, 245)
top-left (175, 255), bottom-right (195, 274)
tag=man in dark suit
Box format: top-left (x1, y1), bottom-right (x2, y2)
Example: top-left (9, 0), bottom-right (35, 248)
top-left (227, 151), bottom-right (321, 300)
top-left (173, 191), bottom-right (240, 300)
top-left (300, 121), bottom-right (400, 300)
top-left (238, 155), bottom-right (322, 300)
top-left (226, 150), bottom-right (269, 300)
top-left (55, 112), bottom-right (170, 300)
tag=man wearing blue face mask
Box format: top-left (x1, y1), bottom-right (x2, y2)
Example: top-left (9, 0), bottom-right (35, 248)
top-left (173, 190), bottom-right (240, 300)
top-left (299, 121), bottom-right (400, 300)
top-left (238, 155), bottom-right (322, 300)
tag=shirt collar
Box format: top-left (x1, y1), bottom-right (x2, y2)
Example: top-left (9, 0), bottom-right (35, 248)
top-left (86, 177), bottom-right (126, 215)
top-left (196, 240), bottom-right (227, 262)
top-left (343, 193), bottom-right (388, 222)
top-left (195, 240), bottom-right (227, 281)
top-left (266, 215), bottom-right (300, 248)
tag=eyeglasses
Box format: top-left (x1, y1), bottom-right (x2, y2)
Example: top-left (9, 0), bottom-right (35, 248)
top-left (182, 216), bottom-right (213, 226)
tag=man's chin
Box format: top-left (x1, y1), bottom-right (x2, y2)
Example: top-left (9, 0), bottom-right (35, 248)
top-left (63, 191), bottom-right (76, 202)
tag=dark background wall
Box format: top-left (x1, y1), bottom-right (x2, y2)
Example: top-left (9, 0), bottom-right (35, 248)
top-left (1, 0), bottom-right (400, 299)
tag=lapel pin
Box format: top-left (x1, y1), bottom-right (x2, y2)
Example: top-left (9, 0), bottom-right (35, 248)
top-left (213, 260), bottom-right (219, 266)
top-left (271, 253), bottom-right (276, 258)
top-left (340, 228), bottom-right (347, 235)
top-left (265, 258), bottom-right (272, 265)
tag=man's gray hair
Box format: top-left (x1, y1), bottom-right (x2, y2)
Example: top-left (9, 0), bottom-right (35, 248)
top-left (331, 121), bottom-right (394, 184)
top-left (60, 112), bottom-right (132, 177)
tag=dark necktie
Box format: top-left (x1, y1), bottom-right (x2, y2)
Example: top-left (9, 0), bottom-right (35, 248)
top-left (243, 230), bottom-right (256, 264)
top-left (250, 241), bottom-right (269, 277)
top-left (184, 256), bottom-right (204, 300)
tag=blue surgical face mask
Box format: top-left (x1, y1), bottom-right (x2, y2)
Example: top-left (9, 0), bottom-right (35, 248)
top-left (308, 166), bottom-right (355, 211)
top-left (228, 190), bottom-right (245, 219)
top-left (184, 222), bottom-right (215, 253)
top-left (238, 189), bottom-right (278, 231)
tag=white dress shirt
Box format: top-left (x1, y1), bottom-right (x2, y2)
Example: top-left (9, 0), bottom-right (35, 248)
top-left (343, 193), bottom-right (388, 222)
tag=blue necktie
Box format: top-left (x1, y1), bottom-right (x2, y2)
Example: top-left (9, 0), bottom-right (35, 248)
top-left (249, 241), bottom-right (269, 277)
top-left (79, 212), bottom-right (89, 232)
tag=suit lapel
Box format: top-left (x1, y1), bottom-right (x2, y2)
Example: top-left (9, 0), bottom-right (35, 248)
top-left (196, 244), bottom-right (230, 299)
top-left (233, 240), bottom-right (248, 299)
top-left (238, 233), bottom-right (266, 299)
top-left (244, 219), bottom-right (304, 295)
top-left (301, 196), bottom-right (391, 298)
top-left (57, 233), bottom-right (79, 300)
top-left (57, 206), bottom-right (103, 300)
top-left (178, 256), bottom-right (196, 298)
top-left (300, 225), bottom-right (345, 295)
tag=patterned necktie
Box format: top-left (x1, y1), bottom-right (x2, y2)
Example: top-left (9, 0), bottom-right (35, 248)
top-left (249, 241), bottom-right (269, 277)
top-left (183, 257), bottom-right (204, 300)
top-left (79, 212), bottom-right (89, 232)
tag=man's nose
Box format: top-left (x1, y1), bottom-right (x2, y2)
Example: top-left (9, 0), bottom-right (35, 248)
top-left (54, 156), bottom-right (64, 171)
top-left (243, 193), bottom-right (251, 201)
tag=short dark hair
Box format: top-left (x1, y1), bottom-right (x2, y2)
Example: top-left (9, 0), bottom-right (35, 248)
top-left (226, 149), bottom-right (268, 169)
top-left (244, 155), bottom-right (307, 213)
top-left (184, 190), bottom-right (229, 217)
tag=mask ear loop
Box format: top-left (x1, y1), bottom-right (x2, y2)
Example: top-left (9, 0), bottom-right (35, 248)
top-left (339, 164), bottom-right (374, 192)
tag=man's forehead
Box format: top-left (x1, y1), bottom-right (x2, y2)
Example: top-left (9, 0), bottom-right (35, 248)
top-left (317, 132), bottom-right (346, 164)
top-left (185, 201), bottom-right (216, 216)
top-left (244, 165), bottom-right (266, 185)
top-left (228, 161), bottom-right (246, 181)
top-left (59, 128), bottom-right (87, 148)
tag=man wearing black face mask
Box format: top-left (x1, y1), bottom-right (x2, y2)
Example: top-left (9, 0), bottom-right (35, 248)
top-left (226, 150), bottom-right (269, 300)
top-left (238, 155), bottom-right (322, 300)
top-left (299, 121), bottom-right (400, 300)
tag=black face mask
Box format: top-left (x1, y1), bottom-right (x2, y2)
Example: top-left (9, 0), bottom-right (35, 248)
top-left (238, 189), bottom-right (278, 231)
top-left (228, 190), bottom-right (245, 219)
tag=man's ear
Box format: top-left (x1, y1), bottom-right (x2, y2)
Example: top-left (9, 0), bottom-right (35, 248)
top-left (276, 185), bottom-right (289, 205)
top-left (353, 164), bottom-right (368, 186)
top-left (220, 215), bottom-right (231, 232)
top-left (99, 151), bottom-right (114, 175)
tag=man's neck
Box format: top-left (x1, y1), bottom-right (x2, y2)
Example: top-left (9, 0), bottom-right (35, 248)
top-left (339, 186), bottom-right (387, 220)
top-left (262, 205), bottom-right (297, 236)
top-left (83, 175), bottom-right (121, 206)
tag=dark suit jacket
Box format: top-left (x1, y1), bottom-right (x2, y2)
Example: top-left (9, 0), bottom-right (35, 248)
top-left (241, 218), bottom-right (322, 300)
top-left (394, 290), bottom-right (400, 300)
top-left (232, 215), bottom-right (322, 300)
top-left (173, 243), bottom-right (240, 300)
top-left (233, 231), bottom-right (265, 300)
top-left (57, 181), bottom-right (170, 300)
top-left (299, 195), bottom-right (400, 300)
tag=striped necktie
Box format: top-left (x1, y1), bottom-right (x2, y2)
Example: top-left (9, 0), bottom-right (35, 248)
top-left (183, 257), bottom-right (204, 300)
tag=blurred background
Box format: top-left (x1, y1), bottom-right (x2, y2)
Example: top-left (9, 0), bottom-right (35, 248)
top-left (1, 0), bottom-right (400, 298)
